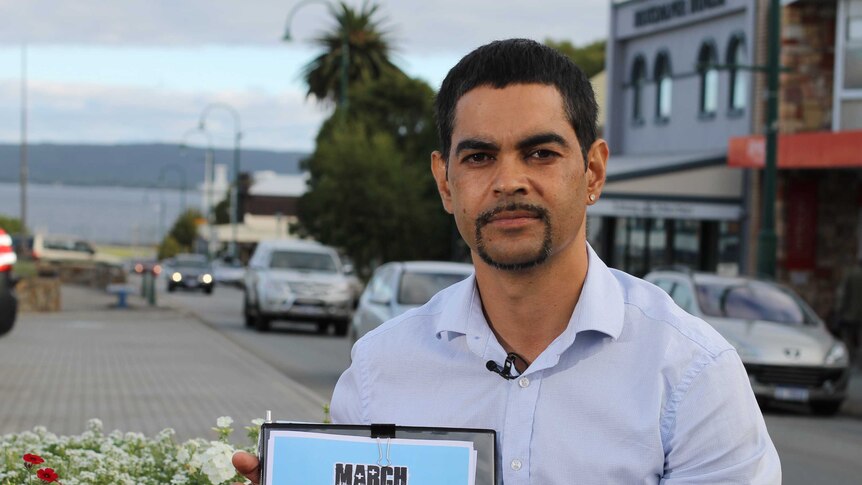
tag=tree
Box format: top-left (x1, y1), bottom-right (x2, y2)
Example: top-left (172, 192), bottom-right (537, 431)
top-left (168, 209), bottom-right (203, 250)
top-left (301, 1), bottom-right (401, 105)
top-left (544, 38), bottom-right (606, 78)
top-left (157, 235), bottom-right (182, 260)
top-left (297, 119), bottom-right (450, 277)
top-left (0, 215), bottom-right (24, 235)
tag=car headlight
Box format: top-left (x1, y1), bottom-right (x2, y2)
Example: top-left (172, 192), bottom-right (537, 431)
top-left (329, 281), bottom-right (352, 297)
top-left (201, 274), bottom-right (213, 284)
top-left (263, 280), bottom-right (291, 296)
top-left (825, 342), bottom-right (849, 366)
top-left (171, 272), bottom-right (182, 282)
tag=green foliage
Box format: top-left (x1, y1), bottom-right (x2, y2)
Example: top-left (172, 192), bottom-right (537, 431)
top-left (169, 209), bottom-right (203, 249)
top-left (157, 236), bottom-right (182, 261)
top-left (544, 38), bottom-right (606, 78)
top-left (0, 214), bottom-right (24, 234)
top-left (301, 1), bottom-right (402, 105)
top-left (295, 119), bottom-right (450, 279)
top-left (214, 194), bottom-right (230, 225)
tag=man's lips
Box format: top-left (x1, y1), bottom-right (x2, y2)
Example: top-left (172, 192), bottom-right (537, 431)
top-left (489, 211), bottom-right (540, 221)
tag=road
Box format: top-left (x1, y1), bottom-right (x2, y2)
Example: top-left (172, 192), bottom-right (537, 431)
top-left (160, 281), bottom-right (862, 484)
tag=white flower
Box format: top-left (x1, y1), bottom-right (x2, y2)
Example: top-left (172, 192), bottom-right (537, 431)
top-left (194, 441), bottom-right (237, 484)
top-left (216, 416), bottom-right (233, 428)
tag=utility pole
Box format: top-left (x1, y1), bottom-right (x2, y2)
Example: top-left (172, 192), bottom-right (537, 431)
top-left (19, 44), bottom-right (28, 244)
top-left (757, 0), bottom-right (781, 278)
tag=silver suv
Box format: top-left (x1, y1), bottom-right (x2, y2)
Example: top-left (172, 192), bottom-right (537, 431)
top-left (243, 239), bottom-right (354, 335)
top-left (644, 268), bottom-right (850, 416)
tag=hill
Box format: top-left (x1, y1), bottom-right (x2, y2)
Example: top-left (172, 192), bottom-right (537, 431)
top-left (0, 143), bottom-right (308, 189)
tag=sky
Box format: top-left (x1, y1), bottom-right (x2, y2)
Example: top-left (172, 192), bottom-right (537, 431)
top-left (0, 0), bottom-right (610, 152)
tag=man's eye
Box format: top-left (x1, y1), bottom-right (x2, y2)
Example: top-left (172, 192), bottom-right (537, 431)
top-left (529, 149), bottom-right (558, 160)
top-left (463, 153), bottom-right (492, 163)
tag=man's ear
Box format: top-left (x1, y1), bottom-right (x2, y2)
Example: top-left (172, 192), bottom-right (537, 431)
top-left (431, 150), bottom-right (454, 214)
top-left (585, 139), bottom-right (609, 200)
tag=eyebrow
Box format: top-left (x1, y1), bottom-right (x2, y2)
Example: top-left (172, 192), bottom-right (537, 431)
top-left (454, 139), bottom-right (499, 156)
top-left (515, 132), bottom-right (569, 151)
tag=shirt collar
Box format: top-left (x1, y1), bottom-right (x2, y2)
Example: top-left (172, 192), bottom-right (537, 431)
top-left (434, 244), bottom-right (626, 362)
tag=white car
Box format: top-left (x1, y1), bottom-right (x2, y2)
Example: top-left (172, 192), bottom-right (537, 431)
top-left (644, 269), bottom-right (850, 416)
top-left (351, 261), bottom-right (474, 342)
top-left (243, 240), bottom-right (354, 335)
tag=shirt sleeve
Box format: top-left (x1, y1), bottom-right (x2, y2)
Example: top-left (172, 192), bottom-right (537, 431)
top-left (330, 342), bottom-right (367, 425)
top-left (661, 349), bottom-right (781, 484)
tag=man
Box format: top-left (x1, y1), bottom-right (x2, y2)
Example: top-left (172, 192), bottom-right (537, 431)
top-left (233, 39), bottom-right (779, 484)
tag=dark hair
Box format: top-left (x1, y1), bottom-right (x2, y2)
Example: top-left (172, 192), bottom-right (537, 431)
top-left (435, 38), bottom-right (598, 168)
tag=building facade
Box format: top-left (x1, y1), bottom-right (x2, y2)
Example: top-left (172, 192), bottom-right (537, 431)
top-left (602, 0), bottom-right (862, 319)
top-left (597, 0), bottom-right (755, 277)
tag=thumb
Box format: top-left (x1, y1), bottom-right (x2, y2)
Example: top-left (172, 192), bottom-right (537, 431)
top-left (232, 450), bottom-right (260, 485)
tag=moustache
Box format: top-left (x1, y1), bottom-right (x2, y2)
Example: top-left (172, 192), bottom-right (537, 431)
top-left (475, 203), bottom-right (550, 228)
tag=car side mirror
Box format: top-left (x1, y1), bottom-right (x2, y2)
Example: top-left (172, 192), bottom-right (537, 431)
top-left (343, 263), bottom-right (354, 275)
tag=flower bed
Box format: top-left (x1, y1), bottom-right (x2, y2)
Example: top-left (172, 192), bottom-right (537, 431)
top-left (0, 417), bottom-right (260, 485)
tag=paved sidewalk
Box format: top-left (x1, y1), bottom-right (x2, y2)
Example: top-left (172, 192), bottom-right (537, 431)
top-left (0, 284), bottom-right (327, 441)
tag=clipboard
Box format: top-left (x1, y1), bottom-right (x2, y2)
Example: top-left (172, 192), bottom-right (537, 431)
top-left (259, 421), bottom-right (498, 485)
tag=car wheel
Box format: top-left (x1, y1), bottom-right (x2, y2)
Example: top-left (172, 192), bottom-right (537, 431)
top-left (242, 296), bottom-right (254, 328)
top-left (167, 284), bottom-right (176, 293)
top-left (204, 286), bottom-right (213, 295)
top-left (254, 310), bottom-right (271, 332)
top-left (334, 321), bottom-right (348, 337)
top-left (811, 400), bottom-right (843, 416)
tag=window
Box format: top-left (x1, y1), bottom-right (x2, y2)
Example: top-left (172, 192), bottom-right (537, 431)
top-left (727, 35), bottom-right (748, 111)
top-left (631, 56), bottom-right (647, 123)
top-left (654, 52), bottom-right (672, 121)
top-left (698, 41), bottom-right (719, 115)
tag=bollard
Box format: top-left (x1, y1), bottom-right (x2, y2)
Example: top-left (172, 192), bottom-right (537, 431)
top-left (147, 271), bottom-right (157, 306)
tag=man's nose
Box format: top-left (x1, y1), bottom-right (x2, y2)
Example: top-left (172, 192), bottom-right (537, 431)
top-left (492, 157), bottom-right (529, 197)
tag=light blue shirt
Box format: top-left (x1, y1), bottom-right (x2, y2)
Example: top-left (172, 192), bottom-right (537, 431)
top-left (332, 245), bottom-right (781, 484)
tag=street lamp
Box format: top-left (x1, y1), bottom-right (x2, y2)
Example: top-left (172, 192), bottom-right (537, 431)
top-left (283, 0), bottom-right (349, 116)
top-left (198, 103), bottom-right (242, 259)
top-left (179, 127), bottom-right (217, 259)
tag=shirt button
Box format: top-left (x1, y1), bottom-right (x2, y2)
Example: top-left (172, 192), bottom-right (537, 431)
top-left (518, 376), bottom-right (530, 388)
top-left (511, 459), bottom-right (523, 471)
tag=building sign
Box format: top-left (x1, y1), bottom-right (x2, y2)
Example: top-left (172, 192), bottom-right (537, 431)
top-left (588, 197), bottom-right (742, 221)
top-left (634, 0), bottom-right (726, 27)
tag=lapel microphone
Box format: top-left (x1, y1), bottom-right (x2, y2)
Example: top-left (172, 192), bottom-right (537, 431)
top-left (486, 352), bottom-right (523, 380)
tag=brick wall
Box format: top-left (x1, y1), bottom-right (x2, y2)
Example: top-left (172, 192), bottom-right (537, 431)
top-left (779, 1), bottom-right (836, 133)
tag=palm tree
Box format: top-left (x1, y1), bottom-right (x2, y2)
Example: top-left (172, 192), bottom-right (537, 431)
top-left (301, 1), bottom-right (402, 105)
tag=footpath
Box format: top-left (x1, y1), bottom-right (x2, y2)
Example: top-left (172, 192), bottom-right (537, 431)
top-left (0, 284), bottom-right (327, 442)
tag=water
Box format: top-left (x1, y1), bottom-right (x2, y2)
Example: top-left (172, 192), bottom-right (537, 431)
top-left (0, 182), bottom-right (205, 245)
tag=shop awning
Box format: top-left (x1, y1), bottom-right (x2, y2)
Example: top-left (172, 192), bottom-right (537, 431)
top-left (728, 130), bottom-right (862, 169)
top-left (606, 149), bottom-right (726, 182)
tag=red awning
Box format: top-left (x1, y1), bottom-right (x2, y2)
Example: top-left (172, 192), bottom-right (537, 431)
top-left (728, 130), bottom-right (862, 169)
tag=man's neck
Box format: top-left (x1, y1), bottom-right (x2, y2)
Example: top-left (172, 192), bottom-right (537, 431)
top-left (474, 243), bottom-right (590, 367)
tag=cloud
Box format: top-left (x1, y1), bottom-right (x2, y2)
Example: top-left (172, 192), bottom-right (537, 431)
top-left (0, 79), bottom-right (326, 151)
top-left (0, 0), bottom-right (609, 50)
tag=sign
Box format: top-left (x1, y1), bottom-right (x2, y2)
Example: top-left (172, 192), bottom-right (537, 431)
top-left (634, 0), bottom-right (726, 27)
top-left (588, 197), bottom-right (742, 221)
top-left (264, 431), bottom-right (478, 485)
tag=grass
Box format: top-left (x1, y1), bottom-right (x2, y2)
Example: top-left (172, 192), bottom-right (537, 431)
top-left (95, 245), bottom-right (156, 260)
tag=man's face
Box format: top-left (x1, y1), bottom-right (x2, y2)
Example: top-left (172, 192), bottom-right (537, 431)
top-left (431, 83), bottom-right (605, 271)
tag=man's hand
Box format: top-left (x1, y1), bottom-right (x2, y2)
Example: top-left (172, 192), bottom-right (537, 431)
top-left (231, 451), bottom-right (260, 485)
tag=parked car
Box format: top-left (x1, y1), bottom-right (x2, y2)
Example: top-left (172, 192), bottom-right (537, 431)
top-left (351, 261), bottom-right (474, 342)
top-left (167, 253), bottom-right (214, 295)
top-left (130, 259), bottom-right (162, 276)
top-left (0, 228), bottom-right (18, 336)
top-left (13, 233), bottom-right (119, 265)
top-left (644, 268), bottom-right (850, 415)
top-left (243, 240), bottom-right (354, 335)
top-left (212, 257), bottom-right (246, 288)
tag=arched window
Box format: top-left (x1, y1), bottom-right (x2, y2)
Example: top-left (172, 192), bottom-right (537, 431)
top-left (727, 35), bottom-right (748, 111)
top-left (631, 56), bottom-right (647, 123)
top-left (654, 52), bottom-right (672, 121)
top-left (698, 41), bottom-right (719, 115)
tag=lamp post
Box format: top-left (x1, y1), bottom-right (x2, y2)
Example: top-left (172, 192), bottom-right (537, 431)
top-left (179, 127), bottom-right (217, 259)
top-left (757, 0), bottom-right (781, 278)
top-left (199, 103), bottom-right (242, 259)
top-left (283, 0), bottom-right (349, 117)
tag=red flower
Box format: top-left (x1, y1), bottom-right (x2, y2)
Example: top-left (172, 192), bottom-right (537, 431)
top-left (36, 468), bottom-right (59, 483)
top-left (23, 453), bottom-right (45, 467)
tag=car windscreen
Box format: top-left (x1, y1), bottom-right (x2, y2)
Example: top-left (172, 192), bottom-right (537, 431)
top-left (695, 281), bottom-right (818, 325)
top-left (398, 271), bottom-right (470, 305)
top-left (269, 250), bottom-right (337, 273)
top-left (174, 259), bottom-right (209, 269)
